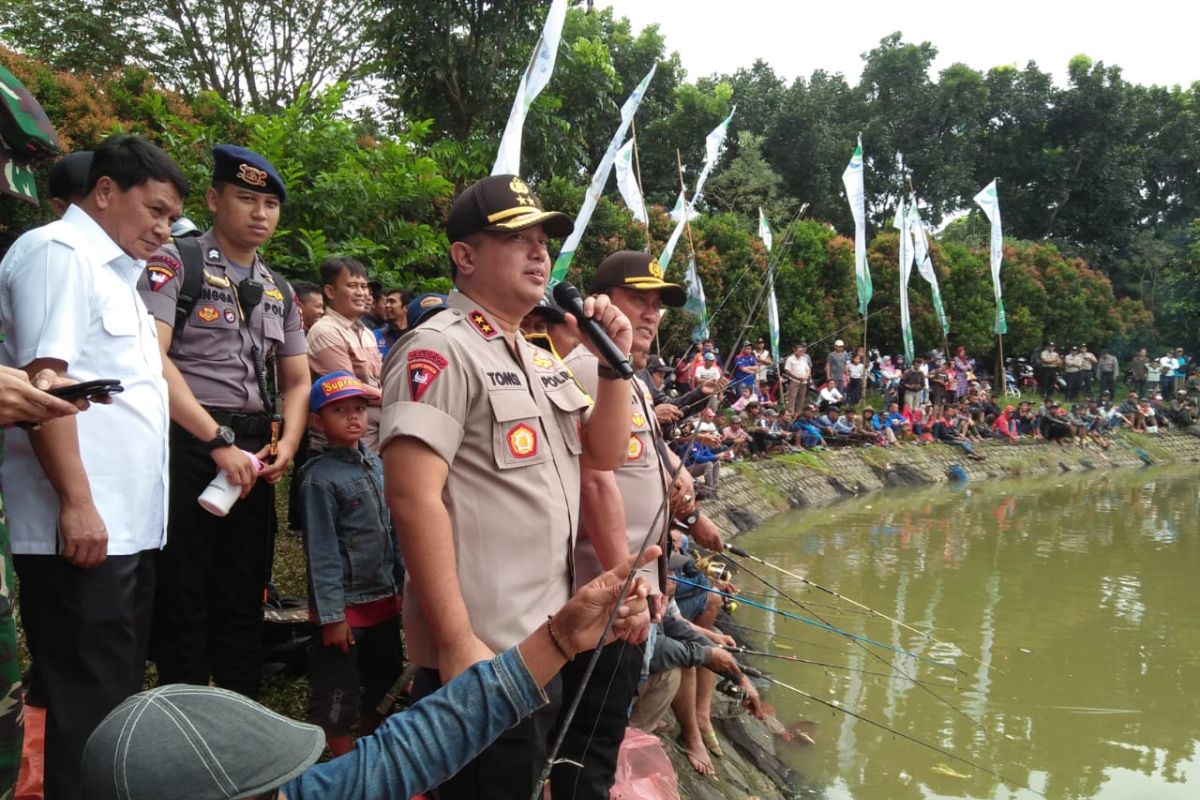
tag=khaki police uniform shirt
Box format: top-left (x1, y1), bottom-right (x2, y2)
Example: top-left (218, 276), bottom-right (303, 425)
top-left (379, 291), bottom-right (591, 668)
top-left (566, 346), bottom-right (670, 596)
top-left (139, 231), bottom-right (306, 414)
top-left (307, 307), bottom-right (383, 451)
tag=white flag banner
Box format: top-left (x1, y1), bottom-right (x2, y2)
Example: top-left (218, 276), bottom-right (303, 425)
top-left (492, 0), bottom-right (568, 176)
top-left (760, 207), bottom-right (779, 361)
top-left (973, 179), bottom-right (1007, 335)
top-left (660, 109), bottom-right (735, 270)
top-left (908, 201), bottom-right (949, 338)
top-left (842, 134), bottom-right (871, 316)
top-left (758, 207), bottom-right (773, 253)
top-left (551, 64), bottom-right (656, 284)
top-left (614, 138), bottom-right (647, 225)
top-left (683, 253), bottom-right (708, 339)
top-left (668, 191), bottom-right (699, 223)
top-left (893, 198), bottom-right (915, 364)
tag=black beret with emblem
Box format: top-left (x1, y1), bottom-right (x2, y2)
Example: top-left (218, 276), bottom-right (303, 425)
top-left (446, 174), bottom-right (572, 242)
top-left (212, 144), bottom-right (286, 202)
top-left (587, 250), bottom-right (687, 308)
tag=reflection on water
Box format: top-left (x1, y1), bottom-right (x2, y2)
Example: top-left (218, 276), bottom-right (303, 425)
top-left (736, 468), bottom-right (1200, 800)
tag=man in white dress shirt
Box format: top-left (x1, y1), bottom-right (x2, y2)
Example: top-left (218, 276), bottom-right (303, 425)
top-left (0, 134), bottom-right (186, 800)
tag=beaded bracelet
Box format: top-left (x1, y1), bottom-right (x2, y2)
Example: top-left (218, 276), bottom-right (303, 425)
top-left (546, 615), bottom-right (573, 660)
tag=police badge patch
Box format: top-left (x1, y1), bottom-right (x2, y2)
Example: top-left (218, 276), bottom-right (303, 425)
top-left (408, 349), bottom-right (449, 402)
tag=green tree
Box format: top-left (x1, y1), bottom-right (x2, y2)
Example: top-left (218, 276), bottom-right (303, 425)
top-left (0, 0), bottom-right (379, 110)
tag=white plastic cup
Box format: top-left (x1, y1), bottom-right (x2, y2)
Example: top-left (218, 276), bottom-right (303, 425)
top-left (198, 451), bottom-right (264, 516)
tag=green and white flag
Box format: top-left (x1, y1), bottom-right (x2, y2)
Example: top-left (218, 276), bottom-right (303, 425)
top-left (907, 201), bottom-right (949, 338)
top-left (551, 64), bottom-right (656, 285)
top-left (683, 253), bottom-right (709, 340)
top-left (758, 206), bottom-right (773, 252)
top-left (659, 108), bottom-right (735, 270)
top-left (492, 0), bottom-right (568, 176)
top-left (893, 198), bottom-right (915, 364)
top-left (842, 134), bottom-right (871, 317)
top-left (614, 138), bottom-right (646, 225)
top-left (973, 179), bottom-right (1007, 335)
top-left (759, 208), bottom-right (780, 361)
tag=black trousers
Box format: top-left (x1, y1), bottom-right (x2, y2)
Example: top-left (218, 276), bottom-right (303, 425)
top-left (151, 422), bottom-right (274, 698)
top-left (551, 641), bottom-right (646, 800)
top-left (15, 551), bottom-right (155, 800)
top-left (1039, 367), bottom-right (1058, 397)
top-left (1099, 373), bottom-right (1116, 397)
top-left (1065, 371), bottom-right (1082, 400)
top-left (413, 666), bottom-right (563, 800)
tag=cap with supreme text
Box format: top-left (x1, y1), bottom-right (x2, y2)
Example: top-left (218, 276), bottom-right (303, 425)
top-left (446, 174), bottom-right (572, 242)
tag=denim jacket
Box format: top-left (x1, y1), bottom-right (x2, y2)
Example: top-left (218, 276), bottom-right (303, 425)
top-left (281, 647), bottom-right (547, 798)
top-left (299, 442), bottom-right (401, 624)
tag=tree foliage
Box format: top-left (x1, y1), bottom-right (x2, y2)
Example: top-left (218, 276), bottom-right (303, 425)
top-left (0, 0), bottom-right (379, 110)
top-left (3, 7), bottom-right (1197, 354)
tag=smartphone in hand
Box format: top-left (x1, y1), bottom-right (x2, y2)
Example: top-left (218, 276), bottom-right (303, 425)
top-left (47, 378), bottom-right (123, 402)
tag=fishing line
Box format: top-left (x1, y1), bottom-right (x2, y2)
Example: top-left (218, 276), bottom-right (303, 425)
top-left (719, 550), bottom-right (987, 733)
top-left (730, 646), bottom-right (960, 689)
top-left (671, 577), bottom-right (954, 671)
top-left (728, 545), bottom-right (995, 674)
top-left (754, 671), bottom-right (1047, 799)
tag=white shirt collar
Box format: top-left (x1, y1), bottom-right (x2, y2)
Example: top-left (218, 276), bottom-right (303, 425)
top-left (63, 204), bottom-right (143, 274)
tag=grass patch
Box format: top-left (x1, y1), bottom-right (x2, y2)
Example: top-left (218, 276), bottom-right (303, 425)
top-left (773, 449), bottom-right (831, 474)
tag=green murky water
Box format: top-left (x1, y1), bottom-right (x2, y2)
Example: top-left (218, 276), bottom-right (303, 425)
top-left (732, 468), bottom-right (1199, 800)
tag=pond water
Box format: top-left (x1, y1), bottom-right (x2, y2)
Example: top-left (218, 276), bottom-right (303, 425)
top-left (731, 467), bottom-right (1199, 800)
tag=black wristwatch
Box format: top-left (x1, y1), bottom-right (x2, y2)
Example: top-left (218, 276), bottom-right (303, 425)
top-left (204, 425), bottom-right (236, 452)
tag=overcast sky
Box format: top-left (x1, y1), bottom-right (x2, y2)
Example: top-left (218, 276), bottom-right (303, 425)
top-left (600, 0), bottom-right (1199, 89)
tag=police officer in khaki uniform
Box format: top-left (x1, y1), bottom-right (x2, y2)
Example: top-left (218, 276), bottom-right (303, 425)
top-left (380, 174), bottom-right (633, 800)
top-left (553, 252), bottom-right (724, 799)
top-left (139, 145), bottom-right (309, 699)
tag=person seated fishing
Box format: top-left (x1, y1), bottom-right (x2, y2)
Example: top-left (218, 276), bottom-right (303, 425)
top-left (720, 414), bottom-right (757, 459)
top-left (754, 408), bottom-right (792, 453)
top-left (790, 406), bottom-right (826, 449)
top-left (882, 402), bottom-right (910, 441)
top-left (663, 532), bottom-right (741, 774)
top-left (1038, 403), bottom-right (1074, 445)
top-left (629, 553), bottom-right (759, 779)
top-left (932, 407), bottom-right (985, 460)
top-left (991, 405), bottom-right (1019, 442)
top-left (81, 550), bottom-right (658, 800)
top-left (817, 378), bottom-right (844, 409)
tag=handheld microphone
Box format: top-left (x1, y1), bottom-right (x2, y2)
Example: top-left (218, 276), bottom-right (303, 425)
top-left (551, 282), bottom-right (634, 380)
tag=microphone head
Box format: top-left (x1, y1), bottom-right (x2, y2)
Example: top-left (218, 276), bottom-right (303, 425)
top-left (551, 281), bottom-right (582, 307)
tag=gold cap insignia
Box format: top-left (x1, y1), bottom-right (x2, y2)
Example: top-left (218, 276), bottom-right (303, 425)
top-left (237, 163), bottom-right (268, 188)
top-left (648, 259), bottom-right (664, 280)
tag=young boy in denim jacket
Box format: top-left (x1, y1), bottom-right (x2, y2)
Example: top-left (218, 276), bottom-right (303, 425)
top-left (300, 371), bottom-right (404, 754)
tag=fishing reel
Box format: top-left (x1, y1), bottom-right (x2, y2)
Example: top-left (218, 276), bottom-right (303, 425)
top-left (716, 675), bottom-right (745, 699)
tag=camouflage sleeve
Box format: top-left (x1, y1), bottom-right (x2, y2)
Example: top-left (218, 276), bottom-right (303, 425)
top-left (138, 242), bottom-right (184, 326)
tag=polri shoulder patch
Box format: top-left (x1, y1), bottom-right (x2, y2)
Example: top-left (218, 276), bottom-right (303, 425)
top-left (408, 348), bottom-right (448, 402)
top-left (146, 254), bottom-right (181, 292)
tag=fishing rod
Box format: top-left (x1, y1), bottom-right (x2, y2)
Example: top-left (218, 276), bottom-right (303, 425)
top-left (728, 645), bottom-right (960, 690)
top-left (727, 544), bottom-right (994, 674)
top-left (731, 587), bottom-right (876, 616)
top-left (720, 620), bottom-right (856, 656)
top-left (671, 577), bottom-right (954, 673)
top-left (751, 669), bottom-right (1047, 799)
top-left (661, 200), bottom-right (807, 358)
top-left (718, 547), bottom-right (988, 735)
